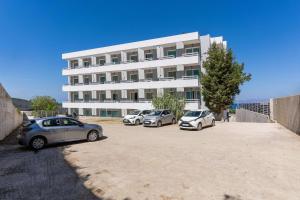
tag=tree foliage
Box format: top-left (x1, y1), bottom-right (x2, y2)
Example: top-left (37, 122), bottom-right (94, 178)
top-left (31, 96), bottom-right (58, 111)
top-left (201, 43), bottom-right (251, 114)
top-left (152, 93), bottom-right (186, 120)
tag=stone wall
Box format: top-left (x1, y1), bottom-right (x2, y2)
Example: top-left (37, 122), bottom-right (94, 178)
top-left (236, 108), bottom-right (271, 123)
top-left (0, 84), bottom-right (23, 140)
top-left (271, 95), bottom-right (300, 134)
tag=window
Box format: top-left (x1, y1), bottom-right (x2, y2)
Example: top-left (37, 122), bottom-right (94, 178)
top-left (185, 47), bottom-right (200, 54)
top-left (145, 92), bottom-right (153, 100)
top-left (99, 59), bottom-right (105, 66)
top-left (130, 55), bottom-right (138, 62)
top-left (42, 119), bottom-right (61, 127)
top-left (112, 57), bottom-right (119, 64)
top-left (112, 75), bottom-right (119, 82)
top-left (186, 69), bottom-right (200, 76)
top-left (130, 74), bottom-right (138, 82)
top-left (71, 76), bottom-right (79, 85)
top-left (167, 49), bottom-right (176, 57)
top-left (167, 71), bottom-right (176, 79)
top-left (145, 53), bottom-right (153, 60)
top-left (61, 118), bottom-right (79, 126)
top-left (142, 110), bottom-right (151, 115)
top-left (145, 72), bottom-right (153, 80)
top-left (70, 60), bottom-right (79, 69)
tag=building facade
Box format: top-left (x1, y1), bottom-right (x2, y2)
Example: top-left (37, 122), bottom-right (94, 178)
top-left (62, 32), bottom-right (226, 117)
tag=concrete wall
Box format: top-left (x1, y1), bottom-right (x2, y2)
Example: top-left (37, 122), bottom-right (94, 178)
top-left (271, 95), bottom-right (300, 134)
top-left (236, 108), bottom-right (271, 123)
top-left (0, 84), bottom-right (23, 140)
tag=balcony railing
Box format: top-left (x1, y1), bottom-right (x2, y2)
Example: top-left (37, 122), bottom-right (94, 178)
top-left (66, 99), bottom-right (200, 104)
top-left (64, 52), bottom-right (199, 70)
top-left (65, 75), bottom-right (198, 86)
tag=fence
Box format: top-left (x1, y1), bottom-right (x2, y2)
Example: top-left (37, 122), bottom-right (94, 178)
top-left (236, 102), bottom-right (270, 116)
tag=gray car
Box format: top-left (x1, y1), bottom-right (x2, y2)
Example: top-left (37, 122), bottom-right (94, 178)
top-left (17, 117), bottom-right (103, 150)
top-left (143, 109), bottom-right (176, 127)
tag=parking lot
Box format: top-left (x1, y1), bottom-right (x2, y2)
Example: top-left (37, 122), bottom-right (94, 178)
top-left (1, 121), bottom-right (300, 200)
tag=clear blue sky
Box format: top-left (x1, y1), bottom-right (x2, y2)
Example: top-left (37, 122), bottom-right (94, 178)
top-left (0, 0), bottom-right (299, 102)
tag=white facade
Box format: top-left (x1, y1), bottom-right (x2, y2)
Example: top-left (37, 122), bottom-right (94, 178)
top-left (62, 32), bottom-right (226, 117)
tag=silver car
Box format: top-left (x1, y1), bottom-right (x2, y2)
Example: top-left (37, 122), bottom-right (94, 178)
top-left (17, 117), bottom-right (103, 150)
top-left (143, 109), bottom-right (176, 127)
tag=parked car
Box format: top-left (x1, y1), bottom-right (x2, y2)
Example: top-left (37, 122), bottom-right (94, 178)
top-left (178, 109), bottom-right (215, 130)
top-left (123, 109), bottom-right (151, 125)
top-left (143, 109), bottom-right (176, 127)
top-left (17, 117), bottom-right (103, 150)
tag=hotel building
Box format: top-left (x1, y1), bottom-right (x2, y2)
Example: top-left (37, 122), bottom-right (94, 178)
top-left (62, 32), bottom-right (226, 117)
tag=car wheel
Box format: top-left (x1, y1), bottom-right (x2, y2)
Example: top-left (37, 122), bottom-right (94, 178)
top-left (197, 122), bottom-right (202, 131)
top-left (135, 119), bottom-right (140, 125)
top-left (211, 119), bottom-right (215, 127)
top-left (30, 137), bottom-right (46, 150)
top-left (87, 130), bottom-right (99, 142)
top-left (157, 121), bottom-right (162, 127)
top-left (172, 118), bottom-right (176, 124)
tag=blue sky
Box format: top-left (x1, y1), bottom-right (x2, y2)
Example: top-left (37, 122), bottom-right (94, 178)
top-left (0, 0), bottom-right (299, 102)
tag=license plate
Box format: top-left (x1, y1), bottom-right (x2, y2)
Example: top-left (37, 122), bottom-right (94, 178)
top-left (182, 123), bottom-right (189, 126)
top-left (144, 121), bottom-right (150, 124)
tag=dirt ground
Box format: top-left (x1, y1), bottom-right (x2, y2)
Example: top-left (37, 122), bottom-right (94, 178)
top-left (1, 122), bottom-right (300, 200)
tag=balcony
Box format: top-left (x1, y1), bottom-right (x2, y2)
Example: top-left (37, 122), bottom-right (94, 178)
top-left (62, 76), bottom-right (199, 92)
top-left (62, 99), bottom-right (200, 110)
top-left (62, 53), bottom-right (200, 76)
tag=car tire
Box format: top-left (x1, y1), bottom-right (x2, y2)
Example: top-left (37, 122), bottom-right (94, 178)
top-left (135, 119), bottom-right (140, 125)
top-left (30, 136), bottom-right (46, 150)
top-left (157, 121), bottom-right (162, 128)
top-left (87, 130), bottom-right (99, 142)
top-left (211, 119), bottom-right (215, 127)
top-left (172, 118), bottom-right (176, 124)
top-left (197, 122), bottom-right (202, 131)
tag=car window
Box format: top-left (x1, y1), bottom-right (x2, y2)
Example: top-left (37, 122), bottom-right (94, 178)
top-left (148, 111), bottom-right (162, 116)
top-left (42, 119), bottom-right (61, 127)
top-left (61, 118), bottom-right (79, 126)
top-left (200, 111), bottom-right (207, 117)
top-left (184, 111), bottom-right (201, 117)
top-left (165, 110), bottom-right (170, 115)
top-left (161, 110), bottom-right (167, 115)
top-left (142, 110), bottom-right (151, 115)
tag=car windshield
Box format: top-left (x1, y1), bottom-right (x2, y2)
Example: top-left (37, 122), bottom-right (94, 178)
top-left (184, 111), bottom-right (201, 117)
top-left (129, 110), bottom-right (140, 115)
top-left (148, 110), bottom-right (162, 116)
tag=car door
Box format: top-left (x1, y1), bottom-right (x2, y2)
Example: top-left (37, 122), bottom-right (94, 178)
top-left (160, 110), bottom-right (168, 124)
top-left (61, 118), bottom-right (86, 141)
top-left (200, 111), bottom-right (208, 126)
top-left (42, 118), bottom-right (66, 143)
top-left (165, 110), bottom-right (172, 124)
top-left (205, 111), bottom-right (213, 125)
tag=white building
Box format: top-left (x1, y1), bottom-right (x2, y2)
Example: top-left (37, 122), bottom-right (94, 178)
top-left (62, 32), bottom-right (226, 117)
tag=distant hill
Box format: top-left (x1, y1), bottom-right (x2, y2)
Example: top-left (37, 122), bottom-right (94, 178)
top-left (11, 98), bottom-right (32, 111)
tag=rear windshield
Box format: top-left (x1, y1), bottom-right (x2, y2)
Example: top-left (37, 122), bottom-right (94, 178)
top-left (22, 120), bottom-right (36, 127)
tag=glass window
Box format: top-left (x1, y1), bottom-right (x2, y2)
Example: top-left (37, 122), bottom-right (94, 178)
top-left (145, 72), bottom-right (153, 80)
top-left (112, 57), bottom-right (119, 64)
top-left (130, 74), bottom-right (138, 82)
top-left (167, 50), bottom-right (176, 57)
top-left (184, 111), bottom-right (201, 117)
top-left (145, 92), bottom-right (153, 100)
top-left (167, 71), bottom-right (176, 79)
top-left (112, 75), bottom-right (119, 82)
top-left (42, 119), bottom-right (61, 127)
top-left (130, 55), bottom-right (138, 62)
top-left (145, 53), bottom-right (153, 60)
top-left (62, 118), bottom-right (79, 126)
top-left (142, 110), bottom-right (151, 115)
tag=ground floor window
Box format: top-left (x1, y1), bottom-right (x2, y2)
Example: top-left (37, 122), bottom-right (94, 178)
top-left (83, 108), bottom-right (92, 116)
top-left (98, 109), bottom-right (121, 117)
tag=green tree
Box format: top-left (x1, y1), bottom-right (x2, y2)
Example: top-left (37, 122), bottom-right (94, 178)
top-left (152, 93), bottom-right (186, 120)
top-left (201, 43), bottom-right (251, 114)
top-left (31, 96), bottom-right (58, 117)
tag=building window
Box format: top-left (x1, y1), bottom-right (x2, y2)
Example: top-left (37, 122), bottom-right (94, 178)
top-left (145, 53), bottom-right (153, 60)
top-left (145, 92), bottom-right (153, 100)
top-left (167, 71), bottom-right (176, 79)
top-left (130, 74), bottom-right (138, 82)
top-left (99, 59), bottom-right (105, 66)
top-left (70, 60), bottom-right (79, 69)
top-left (71, 76), bottom-right (79, 85)
top-left (185, 47), bottom-right (200, 54)
top-left (145, 72), bottom-right (153, 80)
top-left (186, 69), bottom-right (200, 77)
top-left (185, 90), bottom-right (200, 99)
top-left (167, 49), bottom-right (176, 57)
top-left (129, 54), bottom-right (138, 62)
top-left (112, 57), bottom-right (119, 64)
top-left (112, 75), bottom-right (119, 83)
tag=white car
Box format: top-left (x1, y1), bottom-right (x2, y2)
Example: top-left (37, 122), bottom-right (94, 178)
top-left (178, 109), bottom-right (215, 130)
top-left (123, 110), bottom-right (151, 125)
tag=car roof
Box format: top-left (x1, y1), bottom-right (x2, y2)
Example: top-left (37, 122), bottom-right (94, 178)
top-left (35, 116), bottom-right (74, 121)
top-left (187, 109), bottom-right (208, 112)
